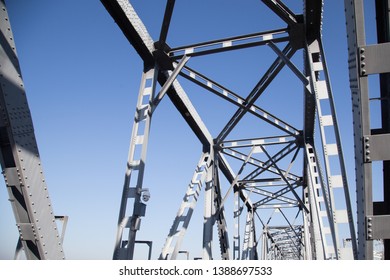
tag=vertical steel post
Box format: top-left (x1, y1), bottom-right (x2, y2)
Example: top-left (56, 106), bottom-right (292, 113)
top-left (345, 0), bottom-right (390, 259)
top-left (113, 65), bottom-right (157, 260)
top-left (160, 152), bottom-right (211, 260)
top-left (344, 0), bottom-right (373, 260)
top-left (260, 228), bottom-right (269, 260)
top-left (241, 210), bottom-right (256, 259)
top-left (304, 145), bottom-right (327, 259)
top-left (375, 0), bottom-right (390, 260)
top-left (202, 149), bottom-right (214, 260)
top-left (233, 187), bottom-right (241, 260)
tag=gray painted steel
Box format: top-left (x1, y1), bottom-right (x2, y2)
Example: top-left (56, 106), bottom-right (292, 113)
top-left (344, 0), bottom-right (390, 259)
top-left (101, 0), bottom-right (357, 260)
top-left (4, 0), bottom-right (388, 260)
top-left (112, 65), bottom-right (158, 260)
top-left (0, 0), bottom-right (65, 260)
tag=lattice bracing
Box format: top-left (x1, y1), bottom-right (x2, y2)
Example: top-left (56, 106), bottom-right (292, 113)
top-left (100, 0), bottom-right (357, 260)
top-left (1, 0), bottom-right (370, 260)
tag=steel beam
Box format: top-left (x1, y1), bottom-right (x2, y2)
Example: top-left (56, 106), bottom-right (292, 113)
top-left (202, 149), bottom-right (215, 260)
top-left (344, 0), bottom-right (390, 259)
top-left (261, 0), bottom-right (298, 26)
top-left (113, 65), bottom-right (158, 260)
top-left (304, 17), bottom-right (357, 258)
top-left (375, 0), bottom-right (390, 260)
top-left (160, 152), bottom-right (211, 260)
top-left (213, 154), bottom-right (230, 260)
top-left (216, 44), bottom-right (296, 143)
top-left (157, 0), bottom-right (175, 46)
top-left (169, 29), bottom-right (290, 59)
top-left (179, 66), bottom-right (300, 135)
top-left (101, 0), bottom-right (356, 260)
top-left (0, 0), bottom-right (64, 260)
top-left (101, 0), bottom-right (213, 147)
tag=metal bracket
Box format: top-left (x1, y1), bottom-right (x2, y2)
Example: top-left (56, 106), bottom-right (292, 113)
top-left (363, 134), bottom-right (390, 162)
top-left (134, 203), bottom-right (147, 217)
top-left (16, 223), bottom-right (38, 241)
top-left (359, 43), bottom-right (390, 76)
top-left (366, 215), bottom-right (390, 240)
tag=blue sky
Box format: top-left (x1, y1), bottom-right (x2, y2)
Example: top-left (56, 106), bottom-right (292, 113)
top-left (0, 0), bottom-right (379, 259)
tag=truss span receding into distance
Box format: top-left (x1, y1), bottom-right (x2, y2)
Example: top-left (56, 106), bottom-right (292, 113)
top-left (1, 0), bottom-right (389, 260)
top-left (102, 0), bottom-right (357, 260)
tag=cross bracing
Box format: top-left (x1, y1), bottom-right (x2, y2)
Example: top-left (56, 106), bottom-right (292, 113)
top-left (100, 0), bottom-right (357, 260)
top-left (1, 0), bottom-right (389, 260)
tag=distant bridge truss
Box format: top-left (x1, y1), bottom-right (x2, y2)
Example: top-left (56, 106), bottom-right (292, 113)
top-left (0, 0), bottom-right (389, 260)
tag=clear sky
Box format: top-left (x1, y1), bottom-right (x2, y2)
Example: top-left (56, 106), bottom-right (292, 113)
top-left (0, 0), bottom-right (380, 260)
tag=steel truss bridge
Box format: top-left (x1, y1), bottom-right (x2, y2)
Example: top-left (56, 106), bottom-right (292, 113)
top-left (0, 0), bottom-right (389, 260)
